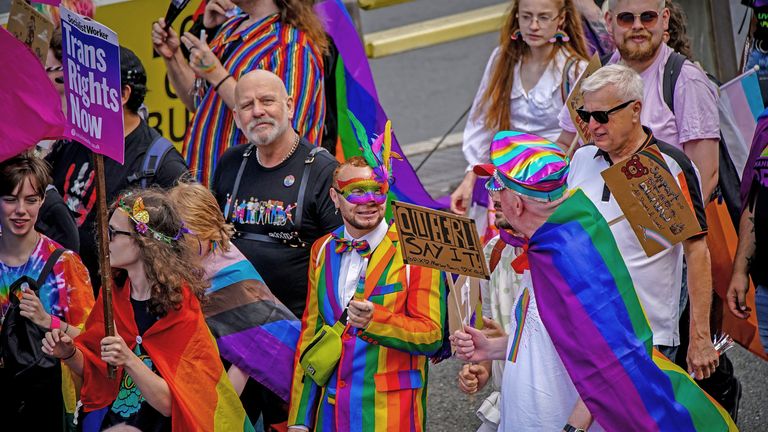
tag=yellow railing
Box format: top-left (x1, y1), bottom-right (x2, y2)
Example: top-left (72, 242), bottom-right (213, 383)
top-left (357, 1), bottom-right (509, 58)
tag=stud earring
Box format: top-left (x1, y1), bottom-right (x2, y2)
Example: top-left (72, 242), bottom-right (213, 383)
top-left (549, 29), bottom-right (570, 43)
top-left (511, 30), bottom-right (523, 41)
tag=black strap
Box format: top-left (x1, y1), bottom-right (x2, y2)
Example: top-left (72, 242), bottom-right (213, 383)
top-left (126, 133), bottom-right (175, 187)
top-left (294, 147), bottom-right (326, 232)
top-left (227, 144), bottom-right (255, 224)
top-left (36, 248), bottom-right (65, 288)
top-left (662, 52), bottom-right (686, 114)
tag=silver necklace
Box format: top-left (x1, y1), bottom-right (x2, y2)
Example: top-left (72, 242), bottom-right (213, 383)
top-left (256, 134), bottom-right (300, 167)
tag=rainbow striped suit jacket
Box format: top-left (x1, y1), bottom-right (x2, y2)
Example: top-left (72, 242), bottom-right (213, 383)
top-left (288, 224), bottom-right (446, 431)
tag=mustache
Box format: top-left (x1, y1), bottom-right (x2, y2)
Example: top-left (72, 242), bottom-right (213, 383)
top-left (624, 30), bottom-right (651, 41)
top-left (247, 118), bottom-right (277, 131)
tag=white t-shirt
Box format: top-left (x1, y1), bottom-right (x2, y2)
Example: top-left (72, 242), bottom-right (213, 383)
top-left (499, 272), bottom-right (604, 432)
top-left (567, 135), bottom-right (709, 346)
top-left (463, 48), bottom-right (587, 168)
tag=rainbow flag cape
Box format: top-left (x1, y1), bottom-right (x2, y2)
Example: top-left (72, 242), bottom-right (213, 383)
top-left (76, 280), bottom-right (254, 432)
top-left (203, 245), bottom-right (301, 402)
top-left (315, 0), bottom-right (442, 210)
top-left (527, 190), bottom-right (737, 431)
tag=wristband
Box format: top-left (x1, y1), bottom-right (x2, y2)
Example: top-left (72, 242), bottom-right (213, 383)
top-left (50, 315), bottom-right (61, 330)
top-left (214, 74), bottom-right (233, 92)
top-left (62, 348), bottom-right (77, 361)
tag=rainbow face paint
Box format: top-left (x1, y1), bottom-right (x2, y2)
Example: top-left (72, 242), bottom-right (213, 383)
top-left (335, 177), bottom-right (387, 205)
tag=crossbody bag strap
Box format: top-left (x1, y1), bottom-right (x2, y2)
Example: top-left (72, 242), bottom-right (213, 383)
top-left (36, 248), bottom-right (65, 288)
top-left (226, 144), bottom-right (255, 224)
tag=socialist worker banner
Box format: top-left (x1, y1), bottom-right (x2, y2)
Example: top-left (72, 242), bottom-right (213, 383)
top-left (61, 8), bottom-right (125, 164)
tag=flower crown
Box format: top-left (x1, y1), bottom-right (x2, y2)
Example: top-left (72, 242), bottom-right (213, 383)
top-left (117, 193), bottom-right (188, 244)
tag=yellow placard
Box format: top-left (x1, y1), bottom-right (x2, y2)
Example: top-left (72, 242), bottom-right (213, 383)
top-left (7, 0), bottom-right (54, 64)
top-left (96, 0), bottom-right (202, 148)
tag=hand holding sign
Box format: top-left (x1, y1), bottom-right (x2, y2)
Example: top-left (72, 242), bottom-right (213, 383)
top-left (151, 18), bottom-right (181, 60)
top-left (182, 31), bottom-right (225, 82)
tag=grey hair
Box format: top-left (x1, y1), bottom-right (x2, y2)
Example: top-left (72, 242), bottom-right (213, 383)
top-left (608, 0), bottom-right (666, 11)
top-left (581, 64), bottom-right (644, 102)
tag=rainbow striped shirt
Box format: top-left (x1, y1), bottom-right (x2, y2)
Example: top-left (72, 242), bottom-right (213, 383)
top-left (182, 13), bottom-right (325, 186)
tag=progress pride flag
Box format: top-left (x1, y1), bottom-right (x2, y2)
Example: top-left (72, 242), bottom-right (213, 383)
top-left (61, 8), bottom-right (124, 163)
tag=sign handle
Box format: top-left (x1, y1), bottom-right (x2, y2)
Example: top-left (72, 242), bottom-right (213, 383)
top-left (93, 154), bottom-right (116, 379)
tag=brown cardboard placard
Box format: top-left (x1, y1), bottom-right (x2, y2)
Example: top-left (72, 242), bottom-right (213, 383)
top-left (392, 201), bottom-right (489, 279)
top-left (565, 53), bottom-right (602, 144)
top-left (7, 0), bottom-right (54, 64)
top-left (601, 145), bottom-right (702, 257)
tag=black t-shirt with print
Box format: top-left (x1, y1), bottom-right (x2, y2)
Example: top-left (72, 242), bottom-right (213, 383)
top-left (100, 298), bottom-right (170, 432)
top-left (212, 139), bottom-right (342, 317)
top-left (749, 150), bottom-right (768, 286)
top-left (45, 120), bottom-right (188, 293)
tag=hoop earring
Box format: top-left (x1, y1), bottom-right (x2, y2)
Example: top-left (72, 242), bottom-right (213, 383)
top-left (549, 29), bottom-right (570, 43)
top-left (511, 30), bottom-right (523, 41)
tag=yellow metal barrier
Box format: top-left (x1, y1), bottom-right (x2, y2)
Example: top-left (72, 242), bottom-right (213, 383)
top-left (364, 3), bottom-right (508, 58)
top-left (358, 0), bottom-right (411, 10)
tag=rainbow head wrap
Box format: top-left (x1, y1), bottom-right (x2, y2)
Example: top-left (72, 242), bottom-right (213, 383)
top-left (475, 131), bottom-right (569, 202)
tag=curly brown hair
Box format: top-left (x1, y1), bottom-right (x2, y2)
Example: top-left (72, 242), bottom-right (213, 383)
top-left (110, 188), bottom-right (208, 317)
top-left (664, 0), bottom-right (694, 61)
top-left (278, 0), bottom-right (329, 54)
top-left (479, 0), bottom-right (589, 132)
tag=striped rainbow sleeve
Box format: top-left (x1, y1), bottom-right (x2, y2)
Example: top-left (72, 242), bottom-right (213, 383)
top-left (361, 265), bottom-right (446, 355)
top-left (288, 240), bottom-right (325, 427)
top-left (260, 31), bottom-right (325, 147)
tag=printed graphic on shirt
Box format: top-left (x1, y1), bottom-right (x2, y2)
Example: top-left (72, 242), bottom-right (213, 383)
top-left (111, 344), bottom-right (154, 418)
top-left (224, 194), bottom-right (297, 227)
top-left (507, 287), bottom-right (539, 363)
top-left (62, 161), bottom-right (96, 226)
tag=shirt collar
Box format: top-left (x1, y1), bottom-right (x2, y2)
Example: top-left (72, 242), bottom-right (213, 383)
top-left (593, 126), bottom-right (657, 163)
top-left (344, 219), bottom-right (390, 252)
top-left (218, 13), bottom-right (280, 46)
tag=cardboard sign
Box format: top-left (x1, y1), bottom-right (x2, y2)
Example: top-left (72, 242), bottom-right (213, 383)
top-left (447, 274), bottom-right (481, 337)
top-left (392, 201), bottom-right (489, 279)
top-left (565, 53), bottom-right (602, 144)
top-left (601, 145), bottom-right (702, 257)
top-left (61, 8), bottom-right (125, 164)
top-left (7, 0), bottom-right (54, 64)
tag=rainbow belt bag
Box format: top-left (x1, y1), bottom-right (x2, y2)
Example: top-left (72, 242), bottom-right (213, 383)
top-left (299, 313), bottom-right (347, 386)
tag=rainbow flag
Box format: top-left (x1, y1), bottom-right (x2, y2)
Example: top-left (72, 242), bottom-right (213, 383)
top-left (202, 245), bottom-right (301, 402)
top-left (315, 0), bottom-right (442, 210)
top-left (527, 190), bottom-right (737, 431)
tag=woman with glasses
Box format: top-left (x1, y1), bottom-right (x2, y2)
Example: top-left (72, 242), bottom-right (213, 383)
top-left (450, 0), bottom-right (589, 217)
top-left (0, 152), bottom-right (94, 431)
top-left (42, 188), bottom-right (251, 431)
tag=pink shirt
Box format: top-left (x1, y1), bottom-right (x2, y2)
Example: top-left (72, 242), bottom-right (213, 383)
top-left (558, 43), bottom-right (720, 149)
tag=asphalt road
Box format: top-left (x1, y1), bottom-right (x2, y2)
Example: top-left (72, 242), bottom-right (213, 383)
top-left (359, 1), bottom-right (767, 431)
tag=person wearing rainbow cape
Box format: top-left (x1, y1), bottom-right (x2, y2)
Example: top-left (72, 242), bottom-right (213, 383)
top-left (287, 122), bottom-right (447, 432)
top-left (452, 133), bottom-right (737, 431)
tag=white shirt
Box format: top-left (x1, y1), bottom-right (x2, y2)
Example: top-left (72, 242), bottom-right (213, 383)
top-left (567, 140), bottom-right (708, 346)
top-left (337, 220), bottom-right (389, 304)
top-left (499, 272), bottom-right (605, 432)
top-left (463, 48), bottom-right (587, 169)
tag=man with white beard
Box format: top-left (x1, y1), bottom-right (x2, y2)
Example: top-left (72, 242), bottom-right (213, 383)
top-left (211, 69), bottom-right (341, 428)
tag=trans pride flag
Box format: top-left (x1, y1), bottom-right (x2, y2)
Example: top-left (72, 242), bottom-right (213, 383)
top-left (527, 190), bottom-right (737, 431)
top-left (315, 0), bottom-right (443, 210)
top-left (203, 245), bottom-right (301, 402)
top-left (719, 66), bottom-right (765, 177)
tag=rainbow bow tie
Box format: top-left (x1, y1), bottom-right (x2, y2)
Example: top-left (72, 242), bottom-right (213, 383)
top-left (333, 234), bottom-right (372, 258)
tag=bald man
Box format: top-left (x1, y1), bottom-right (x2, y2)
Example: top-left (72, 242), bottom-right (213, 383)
top-left (211, 70), bottom-right (341, 428)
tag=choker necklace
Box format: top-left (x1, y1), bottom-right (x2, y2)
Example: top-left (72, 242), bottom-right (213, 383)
top-left (256, 134), bottom-right (300, 167)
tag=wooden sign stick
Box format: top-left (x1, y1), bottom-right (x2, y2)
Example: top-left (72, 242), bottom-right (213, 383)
top-left (93, 153), bottom-right (116, 379)
top-left (565, 133), bottom-right (580, 159)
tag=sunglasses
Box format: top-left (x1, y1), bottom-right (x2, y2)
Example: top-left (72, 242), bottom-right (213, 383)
top-left (108, 225), bottom-right (133, 242)
top-left (615, 10), bottom-right (660, 29)
top-left (576, 100), bottom-right (635, 124)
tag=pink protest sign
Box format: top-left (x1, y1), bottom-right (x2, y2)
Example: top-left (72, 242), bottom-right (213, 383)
top-left (60, 8), bottom-right (125, 164)
top-left (0, 27), bottom-right (66, 162)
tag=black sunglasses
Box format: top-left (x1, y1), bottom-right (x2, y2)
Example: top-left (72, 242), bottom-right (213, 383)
top-left (576, 100), bottom-right (635, 124)
top-left (615, 10), bottom-right (660, 28)
top-left (108, 225), bottom-right (132, 242)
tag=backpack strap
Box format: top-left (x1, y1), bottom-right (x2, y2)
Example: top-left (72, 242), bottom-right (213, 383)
top-left (293, 146), bottom-right (327, 232)
top-left (127, 134), bottom-right (175, 188)
top-left (227, 144), bottom-right (255, 224)
top-left (662, 51), bottom-right (686, 114)
top-left (36, 248), bottom-right (65, 288)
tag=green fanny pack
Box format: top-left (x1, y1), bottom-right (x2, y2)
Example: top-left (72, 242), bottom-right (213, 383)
top-left (299, 312), bottom-right (348, 386)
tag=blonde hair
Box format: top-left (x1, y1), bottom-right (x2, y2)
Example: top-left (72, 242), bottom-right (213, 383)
top-left (169, 182), bottom-right (234, 252)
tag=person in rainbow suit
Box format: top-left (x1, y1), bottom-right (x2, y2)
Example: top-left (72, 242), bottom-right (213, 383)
top-left (287, 123), bottom-right (447, 432)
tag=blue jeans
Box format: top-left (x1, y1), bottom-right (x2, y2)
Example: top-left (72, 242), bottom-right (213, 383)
top-left (756, 284), bottom-right (768, 354)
